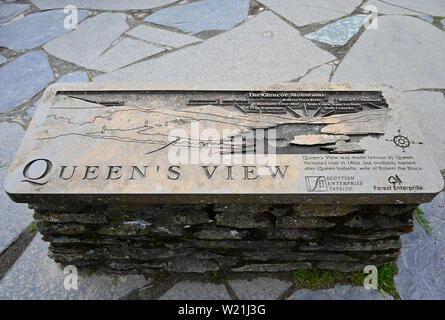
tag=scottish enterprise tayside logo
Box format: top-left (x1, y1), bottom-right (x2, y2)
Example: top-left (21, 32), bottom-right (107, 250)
top-left (305, 176), bottom-right (328, 192)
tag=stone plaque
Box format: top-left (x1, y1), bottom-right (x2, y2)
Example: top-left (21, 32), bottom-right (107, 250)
top-left (4, 83), bottom-right (443, 204)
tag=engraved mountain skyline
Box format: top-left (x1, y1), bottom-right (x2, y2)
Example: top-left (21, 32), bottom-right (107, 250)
top-left (39, 95), bottom-right (392, 155)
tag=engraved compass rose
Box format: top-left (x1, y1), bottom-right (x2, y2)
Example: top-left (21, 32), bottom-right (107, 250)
top-left (386, 129), bottom-right (423, 152)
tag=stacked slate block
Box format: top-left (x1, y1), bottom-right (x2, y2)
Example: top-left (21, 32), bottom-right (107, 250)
top-left (31, 202), bottom-right (416, 274)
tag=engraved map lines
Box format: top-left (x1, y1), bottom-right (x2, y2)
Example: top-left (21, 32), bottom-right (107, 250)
top-left (39, 92), bottom-right (392, 155)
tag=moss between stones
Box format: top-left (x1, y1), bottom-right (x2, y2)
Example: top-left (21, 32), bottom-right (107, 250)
top-left (293, 263), bottom-right (400, 299)
top-left (293, 269), bottom-right (344, 290)
top-left (414, 207), bottom-right (432, 235)
top-left (86, 269), bottom-right (95, 277)
top-left (378, 264), bottom-right (399, 299)
top-left (27, 223), bottom-right (37, 233)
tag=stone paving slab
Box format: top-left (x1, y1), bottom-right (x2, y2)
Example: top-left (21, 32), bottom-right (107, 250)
top-left (0, 3), bottom-right (29, 25)
top-left (0, 122), bottom-right (33, 254)
top-left (332, 15), bottom-right (445, 90)
top-left (160, 281), bottom-right (232, 300)
top-left (288, 285), bottom-right (392, 300)
top-left (144, 0), bottom-right (250, 35)
top-left (395, 192), bottom-right (445, 300)
top-left (0, 51), bottom-right (53, 113)
top-left (362, 0), bottom-right (419, 15)
top-left (43, 13), bottom-right (129, 68)
top-left (0, 9), bottom-right (90, 50)
top-left (305, 15), bottom-right (368, 46)
top-left (382, 0), bottom-right (445, 16)
top-left (95, 11), bottom-right (335, 83)
top-left (87, 37), bottom-right (164, 72)
top-left (57, 71), bottom-right (89, 83)
top-left (0, 233), bottom-right (150, 299)
top-left (127, 25), bottom-right (202, 49)
top-left (402, 91), bottom-right (445, 170)
top-left (299, 63), bottom-right (333, 82)
top-left (31, 0), bottom-right (178, 10)
top-left (257, 0), bottom-right (362, 26)
top-left (228, 278), bottom-right (292, 300)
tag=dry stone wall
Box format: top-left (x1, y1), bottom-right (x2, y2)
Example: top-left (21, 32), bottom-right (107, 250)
top-left (31, 202), bottom-right (416, 274)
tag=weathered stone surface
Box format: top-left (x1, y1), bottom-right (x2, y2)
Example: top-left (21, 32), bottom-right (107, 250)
top-left (49, 245), bottom-right (194, 262)
top-left (315, 261), bottom-right (369, 272)
top-left (0, 3), bottom-right (29, 25)
top-left (37, 222), bottom-right (88, 235)
top-left (402, 91), bottom-right (445, 170)
top-left (334, 285), bottom-right (393, 300)
top-left (30, 202), bottom-right (414, 273)
top-left (160, 281), bottom-right (232, 300)
top-left (288, 288), bottom-right (337, 300)
top-left (97, 220), bottom-right (184, 237)
top-left (305, 15), bottom-right (368, 46)
top-left (332, 16), bottom-right (445, 90)
top-left (344, 214), bottom-right (413, 231)
top-left (229, 278), bottom-right (292, 300)
top-left (333, 230), bottom-right (403, 240)
top-left (144, 0), bottom-right (250, 35)
top-left (57, 71), bottom-right (89, 83)
top-left (361, 0), bottom-right (417, 15)
top-left (232, 262), bottom-right (312, 272)
top-left (382, 0), bottom-right (445, 16)
top-left (395, 192), bottom-right (445, 299)
top-left (108, 261), bottom-right (164, 272)
top-left (0, 234), bottom-right (149, 299)
top-left (215, 211), bottom-right (274, 228)
top-left (0, 123), bottom-right (33, 254)
top-left (299, 239), bottom-right (401, 251)
top-left (34, 212), bottom-right (106, 224)
top-left (277, 216), bottom-right (335, 228)
top-left (43, 13), bottom-right (128, 68)
top-left (265, 229), bottom-right (317, 240)
top-left (0, 9), bottom-right (89, 50)
top-left (194, 228), bottom-right (248, 240)
top-left (0, 51), bottom-right (53, 113)
top-left (171, 209), bottom-right (210, 226)
top-left (241, 250), bottom-right (358, 262)
top-left (257, 0), bottom-right (362, 26)
top-left (126, 25), bottom-right (201, 48)
top-left (166, 257), bottom-right (219, 273)
top-left (87, 38), bottom-right (164, 72)
top-left (377, 205), bottom-right (417, 217)
top-left (294, 205), bottom-right (356, 217)
top-left (299, 63), bottom-right (333, 82)
top-left (184, 240), bottom-right (296, 251)
top-left (288, 285), bottom-right (392, 300)
top-left (95, 12), bottom-right (335, 82)
top-left (31, 0), bottom-right (178, 10)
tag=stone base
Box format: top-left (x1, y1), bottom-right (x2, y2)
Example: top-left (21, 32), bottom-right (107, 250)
top-left (31, 203), bottom-right (416, 274)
